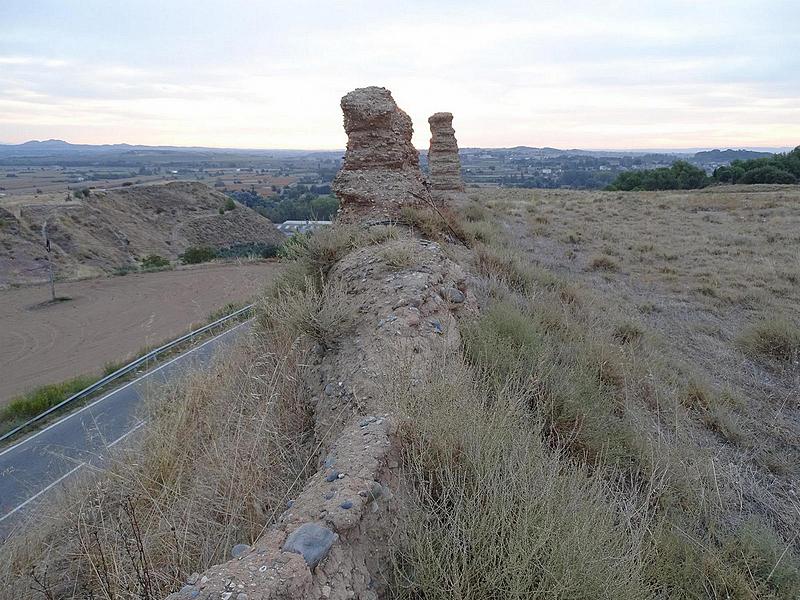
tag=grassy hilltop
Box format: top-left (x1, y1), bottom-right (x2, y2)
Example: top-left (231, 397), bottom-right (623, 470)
top-left (1, 185), bottom-right (799, 599)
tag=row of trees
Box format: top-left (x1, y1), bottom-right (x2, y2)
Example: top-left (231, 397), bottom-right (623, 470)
top-left (713, 146), bottom-right (800, 184)
top-left (606, 147), bottom-right (800, 191)
top-left (228, 186), bottom-right (338, 222)
top-left (605, 161), bottom-right (708, 191)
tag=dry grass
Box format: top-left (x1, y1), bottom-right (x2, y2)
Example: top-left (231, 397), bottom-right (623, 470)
top-left (380, 242), bottom-right (416, 270)
top-left (427, 189), bottom-right (800, 598)
top-left (736, 318), bottom-right (800, 363)
top-left (258, 274), bottom-right (354, 350)
top-left (0, 243), bottom-right (349, 598)
top-left (391, 358), bottom-right (654, 600)
top-left (0, 325), bottom-right (315, 599)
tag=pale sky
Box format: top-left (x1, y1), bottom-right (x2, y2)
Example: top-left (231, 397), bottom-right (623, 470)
top-left (1, 0), bottom-right (798, 150)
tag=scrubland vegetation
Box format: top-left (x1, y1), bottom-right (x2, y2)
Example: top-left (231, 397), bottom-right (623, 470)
top-left (2, 186), bottom-right (799, 599)
top-left (417, 186), bottom-right (799, 598)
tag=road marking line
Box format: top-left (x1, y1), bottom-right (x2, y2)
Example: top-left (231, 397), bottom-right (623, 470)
top-left (108, 420), bottom-right (146, 448)
top-left (0, 463), bottom-right (85, 522)
top-left (0, 420), bottom-right (150, 522)
top-left (0, 319), bottom-right (250, 459)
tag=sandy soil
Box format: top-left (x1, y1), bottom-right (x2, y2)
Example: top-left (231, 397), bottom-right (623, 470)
top-left (0, 261), bottom-right (281, 403)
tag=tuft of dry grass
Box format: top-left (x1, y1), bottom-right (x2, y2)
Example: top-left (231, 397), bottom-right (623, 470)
top-left (588, 254), bottom-right (619, 271)
top-left (258, 274), bottom-right (354, 350)
top-left (736, 318), bottom-right (800, 363)
top-left (380, 242), bottom-right (416, 270)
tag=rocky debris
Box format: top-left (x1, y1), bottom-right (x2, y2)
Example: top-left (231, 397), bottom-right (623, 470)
top-left (283, 524), bottom-right (338, 569)
top-left (427, 112), bottom-right (464, 197)
top-left (166, 416), bottom-right (402, 600)
top-left (332, 87), bottom-right (431, 223)
top-left (442, 287), bottom-right (466, 303)
top-left (231, 544), bottom-right (251, 559)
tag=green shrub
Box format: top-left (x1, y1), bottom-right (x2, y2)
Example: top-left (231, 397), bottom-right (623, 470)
top-left (141, 254), bottom-right (170, 269)
top-left (180, 246), bottom-right (218, 265)
top-left (215, 243), bottom-right (280, 259)
top-left (0, 376), bottom-right (95, 427)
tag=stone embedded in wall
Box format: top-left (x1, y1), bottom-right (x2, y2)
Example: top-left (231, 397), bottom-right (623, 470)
top-left (332, 86), bottom-right (430, 223)
top-left (427, 112), bottom-right (465, 194)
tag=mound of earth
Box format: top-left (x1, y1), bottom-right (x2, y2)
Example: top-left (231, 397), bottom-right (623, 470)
top-left (0, 182), bottom-right (285, 286)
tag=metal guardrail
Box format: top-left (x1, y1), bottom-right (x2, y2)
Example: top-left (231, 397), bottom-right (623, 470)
top-left (0, 304), bottom-right (254, 444)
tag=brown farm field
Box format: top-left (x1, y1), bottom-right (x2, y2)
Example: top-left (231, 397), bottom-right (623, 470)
top-left (0, 261), bottom-right (282, 403)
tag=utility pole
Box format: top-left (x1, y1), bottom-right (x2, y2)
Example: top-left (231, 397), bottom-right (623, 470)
top-left (42, 220), bottom-right (55, 302)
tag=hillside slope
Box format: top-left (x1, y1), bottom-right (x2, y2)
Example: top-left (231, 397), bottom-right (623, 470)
top-left (0, 182), bottom-right (285, 286)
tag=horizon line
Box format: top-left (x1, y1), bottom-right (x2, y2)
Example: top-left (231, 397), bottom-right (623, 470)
top-left (0, 139), bottom-right (795, 154)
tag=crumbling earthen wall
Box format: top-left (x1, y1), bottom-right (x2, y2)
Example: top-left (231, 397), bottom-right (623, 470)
top-left (166, 87), bottom-right (476, 600)
top-left (427, 112), bottom-right (464, 198)
top-left (166, 237), bottom-right (476, 600)
top-left (332, 87), bottom-right (431, 223)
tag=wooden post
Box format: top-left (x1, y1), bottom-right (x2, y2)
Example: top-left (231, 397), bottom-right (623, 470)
top-left (42, 220), bottom-right (55, 302)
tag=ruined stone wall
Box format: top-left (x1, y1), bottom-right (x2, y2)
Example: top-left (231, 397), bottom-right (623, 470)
top-left (332, 87), bottom-right (431, 223)
top-left (427, 112), bottom-right (464, 196)
top-left (165, 87), bottom-right (477, 600)
top-left (166, 237), bottom-right (475, 600)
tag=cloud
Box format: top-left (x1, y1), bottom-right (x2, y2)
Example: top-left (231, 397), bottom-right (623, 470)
top-left (0, 0), bottom-right (798, 148)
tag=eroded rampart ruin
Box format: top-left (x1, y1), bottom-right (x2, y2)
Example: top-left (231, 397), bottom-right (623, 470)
top-left (332, 86), bottom-right (431, 223)
top-left (168, 87), bottom-right (472, 600)
top-left (427, 112), bottom-right (465, 197)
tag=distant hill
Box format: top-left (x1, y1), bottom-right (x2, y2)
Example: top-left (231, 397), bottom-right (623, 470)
top-left (693, 148), bottom-right (774, 163)
top-left (0, 181), bottom-right (285, 286)
top-left (0, 140), bottom-right (344, 166)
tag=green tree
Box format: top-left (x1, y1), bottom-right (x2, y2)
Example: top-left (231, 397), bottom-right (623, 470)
top-left (180, 246), bottom-right (218, 264)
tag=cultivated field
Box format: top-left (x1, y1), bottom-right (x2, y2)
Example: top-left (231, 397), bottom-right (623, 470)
top-left (0, 261), bottom-right (281, 402)
top-left (0, 166), bottom-right (297, 199)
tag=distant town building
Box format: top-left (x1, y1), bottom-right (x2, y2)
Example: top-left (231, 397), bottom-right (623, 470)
top-left (276, 220), bottom-right (332, 235)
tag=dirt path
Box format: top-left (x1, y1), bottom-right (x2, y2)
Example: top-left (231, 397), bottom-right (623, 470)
top-left (0, 262), bottom-right (281, 403)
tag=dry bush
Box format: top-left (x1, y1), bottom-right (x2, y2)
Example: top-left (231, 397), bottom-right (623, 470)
top-left (0, 324), bottom-right (316, 599)
top-left (736, 318), bottom-right (800, 363)
top-left (391, 357), bottom-right (654, 600)
top-left (449, 218), bottom-right (800, 598)
top-left (461, 201), bottom-right (487, 223)
top-left (257, 274), bottom-right (354, 350)
top-left (461, 299), bottom-right (639, 468)
top-left (279, 224), bottom-right (365, 276)
top-left (461, 219), bottom-right (496, 243)
top-left (400, 205), bottom-right (470, 245)
top-left (588, 254), bottom-right (619, 271)
top-left (380, 242), bottom-right (415, 270)
top-left (473, 243), bottom-right (562, 295)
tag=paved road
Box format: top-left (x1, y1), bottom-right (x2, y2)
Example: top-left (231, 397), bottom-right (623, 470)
top-left (0, 320), bottom-right (251, 535)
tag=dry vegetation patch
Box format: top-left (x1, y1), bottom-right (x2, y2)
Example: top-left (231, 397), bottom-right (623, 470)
top-left (444, 186), bottom-right (800, 599)
top-left (0, 324), bottom-right (316, 598)
top-left (4, 194), bottom-right (800, 599)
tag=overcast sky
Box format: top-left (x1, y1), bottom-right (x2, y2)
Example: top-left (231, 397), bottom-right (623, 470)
top-left (1, 0), bottom-right (798, 150)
